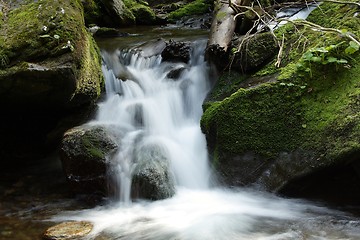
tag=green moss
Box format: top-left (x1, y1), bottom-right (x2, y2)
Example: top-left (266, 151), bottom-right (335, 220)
top-left (0, 0), bottom-right (104, 104)
top-left (168, 0), bottom-right (211, 21)
top-left (202, 2), bottom-right (360, 169)
top-left (80, 127), bottom-right (117, 159)
top-left (253, 59), bottom-right (279, 76)
top-left (130, 4), bottom-right (156, 24)
top-left (307, 1), bottom-right (360, 35)
top-left (300, 53), bottom-right (360, 160)
top-left (206, 71), bottom-right (247, 101)
top-left (82, 0), bottom-right (102, 25)
top-left (72, 33), bottom-right (104, 102)
top-left (122, 0), bottom-right (158, 25)
top-left (0, 0), bottom-right (86, 64)
top-left (202, 83), bottom-right (304, 159)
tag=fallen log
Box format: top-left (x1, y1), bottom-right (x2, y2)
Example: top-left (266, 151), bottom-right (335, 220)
top-left (206, 0), bottom-right (251, 70)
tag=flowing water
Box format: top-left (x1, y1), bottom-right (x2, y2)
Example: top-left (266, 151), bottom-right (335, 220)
top-left (51, 29), bottom-right (360, 239)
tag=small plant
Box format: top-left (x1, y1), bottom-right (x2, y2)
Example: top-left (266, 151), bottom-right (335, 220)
top-left (296, 40), bottom-right (359, 77)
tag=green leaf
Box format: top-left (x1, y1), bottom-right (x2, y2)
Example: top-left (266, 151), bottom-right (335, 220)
top-left (313, 47), bottom-right (328, 53)
top-left (302, 52), bottom-right (313, 61)
top-left (327, 57), bottom-right (338, 63)
top-left (349, 41), bottom-right (359, 49)
top-left (337, 59), bottom-right (348, 64)
top-left (311, 56), bottom-right (322, 63)
top-left (345, 41), bottom-right (359, 55)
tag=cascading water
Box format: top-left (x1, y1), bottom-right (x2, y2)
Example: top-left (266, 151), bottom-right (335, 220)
top-left (94, 40), bottom-right (213, 203)
top-left (55, 35), bottom-right (360, 240)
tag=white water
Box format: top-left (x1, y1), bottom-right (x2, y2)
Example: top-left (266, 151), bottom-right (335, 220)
top-left (55, 38), bottom-right (360, 239)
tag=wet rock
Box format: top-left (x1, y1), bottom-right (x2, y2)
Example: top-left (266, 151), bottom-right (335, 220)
top-left (43, 221), bottom-right (93, 240)
top-left (162, 40), bottom-right (192, 63)
top-left (166, 65), bottom-right (187, 79)
top-left (60, 125), bottom-right (119, 195)
top-left (100, 0), bottom-right (135, 26)
top-left (136, 38), bottom-right (167, 58)
top-left (131, 143), bottom-right (176, 200)
top-left (102, 51), bottom-right (136, 81)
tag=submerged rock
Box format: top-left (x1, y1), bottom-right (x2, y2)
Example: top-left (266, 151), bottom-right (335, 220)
top-left (132, 143), bottom-right (176, 200)
top-left (43, 221), bottom-right (93, 240)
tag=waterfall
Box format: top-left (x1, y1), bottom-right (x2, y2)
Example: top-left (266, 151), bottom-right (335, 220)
top-left (55, 36), bottom-right (360, 240)
top-left (92, 40), bottom-right (212, 202)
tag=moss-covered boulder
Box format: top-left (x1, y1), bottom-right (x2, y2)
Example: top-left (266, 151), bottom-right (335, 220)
top-left (60, 125), bottom-right (119, 195)
top-left (0, 0), bottom-right (104, 160)
top-left (201, 2), bottom-right (360, 202)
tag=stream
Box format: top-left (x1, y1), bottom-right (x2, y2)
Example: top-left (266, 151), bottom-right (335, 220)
top-left (1, 26), bottom-right (360, 240)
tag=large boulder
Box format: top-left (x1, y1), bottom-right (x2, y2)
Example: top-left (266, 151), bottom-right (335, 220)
top-left (201, 3), bottom-right (360, 205)
top-left (60, 125), bottom-right (118, 195)
top-left (0, 0), bottom-right (104, 160)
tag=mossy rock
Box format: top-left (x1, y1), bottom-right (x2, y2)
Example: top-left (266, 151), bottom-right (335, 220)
top-left (60, 125), bottom-right (119, 195)
top-left (230, 33), bottom-right (279, 73)
top-left (0, 0), bottom-right (104, 160)
top-left (201, 2), bottom-right (360, 194)
top-left (82, 0), bottom-right (104, 26)
top-left (167, 0), bottom-right (211, 22)
top-left (131, 4), bottom-right (156, 25)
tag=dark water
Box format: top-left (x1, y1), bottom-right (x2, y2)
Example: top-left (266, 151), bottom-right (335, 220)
top-left (95, 26), bottom-right (209, 51)
top-left (0, 154), bottom-right (78, 239)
